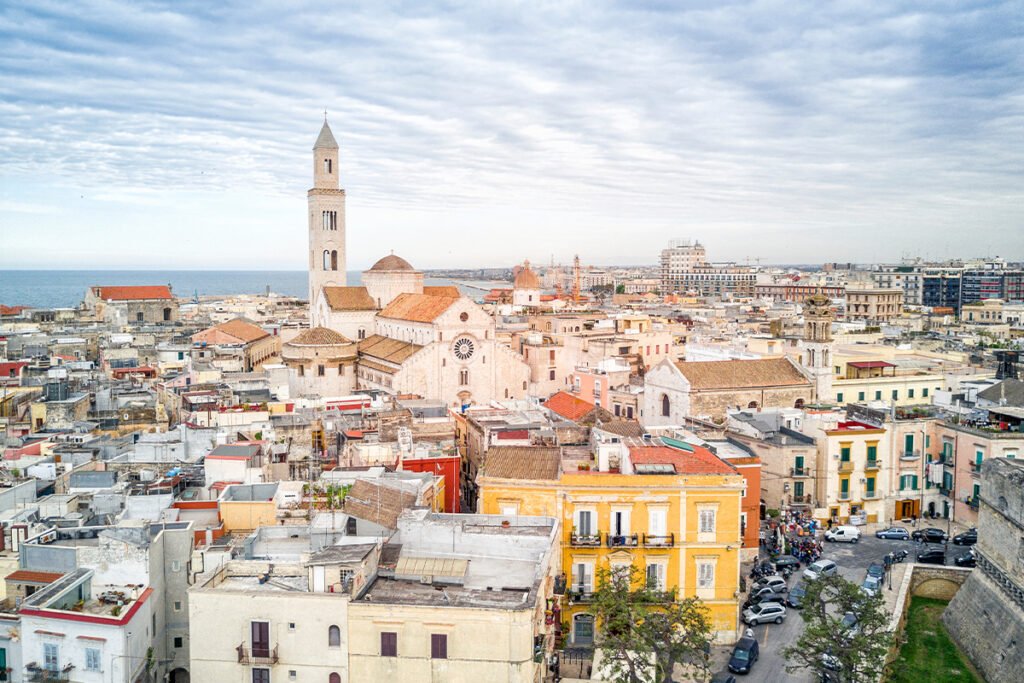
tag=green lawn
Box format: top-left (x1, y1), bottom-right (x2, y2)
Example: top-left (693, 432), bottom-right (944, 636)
top-left (889, 596), bottom-right (981, 683)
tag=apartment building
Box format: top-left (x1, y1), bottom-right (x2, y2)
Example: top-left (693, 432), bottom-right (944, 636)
top-left (476, 440), bottom-right (744, 643)
top-left (844, 286), bottom-right (904, 325)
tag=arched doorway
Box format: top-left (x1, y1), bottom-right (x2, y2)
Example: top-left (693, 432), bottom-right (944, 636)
top-left (170, 668), bottom-right (190, 683)
top-left (573, 613), bottom-right (595, 646)
top-left (794, 398), bottom-right (805, 409)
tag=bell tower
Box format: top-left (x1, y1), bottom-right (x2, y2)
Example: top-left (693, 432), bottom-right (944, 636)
top-left (308, 118), bottom-right (346, 325)
top-left (802, 291), bottom-right (834, 402)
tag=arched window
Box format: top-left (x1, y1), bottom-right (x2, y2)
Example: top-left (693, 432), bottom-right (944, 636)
top-left (331, 250), bottom-right (338, 271)
top-left (323, 250), bottom-right (330, 270)
top-left (795, 398), bottom-right (805, 409)
top-left (328, 625), bottom-right (341, 647)
top-left (329, 674), bottom-right (341, 683)
top-left (661, 394), bottom-right (671, 417)
top-left (748, 401), bottom-right (759, 409)
top-left (459, 369), bottom-right (469, 385)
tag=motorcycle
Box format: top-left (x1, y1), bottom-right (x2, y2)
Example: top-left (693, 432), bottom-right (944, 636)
top-left (894, 549), bottom-right (908, 563)
top-left (781, 566), bottom-right (794, 580)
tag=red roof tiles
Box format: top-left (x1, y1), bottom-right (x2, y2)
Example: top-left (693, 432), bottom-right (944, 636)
top-left (5, 569), bottom-right (64, 584)
top-left (629, 445), bottom-right (736, 475)
top-left (543, 391), bottom-right (596, 421)
top-left (94, 285), bottom-right (173, 301)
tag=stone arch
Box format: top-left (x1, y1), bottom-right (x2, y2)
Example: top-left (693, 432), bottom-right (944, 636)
top-left (169, 668), bottom-right (190, 683)
top-left (661, 393), bottom-right (671, 417)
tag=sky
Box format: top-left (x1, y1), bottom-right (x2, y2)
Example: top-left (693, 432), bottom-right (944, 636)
top-left (1, 0), bottom-right (1021, 271)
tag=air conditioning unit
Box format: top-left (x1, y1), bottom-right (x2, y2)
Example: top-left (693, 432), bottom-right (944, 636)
top-left (420, 575), bottom-right (433, 585)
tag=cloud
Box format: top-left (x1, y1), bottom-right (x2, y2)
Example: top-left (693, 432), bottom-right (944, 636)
top-left (0, 0), bottom-right (1021, 269)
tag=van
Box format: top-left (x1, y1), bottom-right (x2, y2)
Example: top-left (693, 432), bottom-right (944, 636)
top-left (824, 525), bottom-right (861, 543)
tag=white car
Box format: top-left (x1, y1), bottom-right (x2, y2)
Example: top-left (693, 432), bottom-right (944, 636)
top-left (824, 526), bottom-right (861, 543)
top-left (803, 559), bottom-right (839, 581)
top-left (743, 601), bottom-right (787, 626)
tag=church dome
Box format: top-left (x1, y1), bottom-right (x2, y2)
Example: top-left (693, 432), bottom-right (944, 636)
top-left (368, 254), bottom-right (416, 272)
top-left (514, 261), bottom-right (541, 290)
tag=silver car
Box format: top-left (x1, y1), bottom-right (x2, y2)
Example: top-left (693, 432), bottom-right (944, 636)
top-left (743, 601), bottom-right (787, 625)
top-left (803, 559), bottom-right (838, 581)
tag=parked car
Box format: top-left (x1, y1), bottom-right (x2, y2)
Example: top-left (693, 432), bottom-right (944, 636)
top-left (917, 548), bottom-right (946, 565)
top-left (866, 562), bottom-right (886, 579)
top-left (711, 673), bottom-right (738, 683)
top-left (912, 527), bottom-right (947, 543)
top-left (840, 611), bottom-right (860, 635)
top-left (787, 581), bottom-right (808, 608)
top-left (954, 549), bottom-right (977, 567)
top-left (728, 636), bottom-right (760, 674)
top-left (875, 526), bottom-right (910, 541)
top-left (753, 575), bottom-right (789, 593)
top-left (803, 559), bottom-right (839, 581)
top-left (743, 601), bottom-right (787, 626)
top-left (773, 556), bottom-right (801, 571)
top-left (825, 525), bottom-right (861, 543)
top-left (744, 590), bottom-right (787, 609)
top-left (860, 576), bottom-right (882, 596)
top-left (952, 528), bottom-right (977, 546)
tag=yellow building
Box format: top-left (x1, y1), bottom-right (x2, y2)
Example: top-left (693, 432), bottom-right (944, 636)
top-left (477, 441), bottom-right (744, 644)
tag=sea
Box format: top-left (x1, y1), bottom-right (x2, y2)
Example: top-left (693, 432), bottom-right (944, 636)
top-left (0, 270), bottom-right (496, 309)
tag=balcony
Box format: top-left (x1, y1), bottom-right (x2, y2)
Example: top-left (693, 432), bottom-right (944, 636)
top-left (26, 669), bottom-right (72, 683)
top-left (838, 491), bottom-right (851, 501)
top-left (607, 533), bottom-right (639, 548)
top-left (864, 489), bottom-right (880, 499)
top-left (865, 460), bottom-right (881, 471)
top-left (838, 461), bottom-right (854, 473)
top-left (568, 588), bottom-right (594, 603)
top-left (790, 467), bottom-right (812, 478)
top-left (237, 643), bottom-right (279, 666)
top-left (643, 533), bottom-right (675, 548)
top-left (968, 497), bottom-right (979, 511)
top-left (900, 450), bottom-right (921, 460)
top-left (570, 532), bottom-right (602, 548)
top-left (790, 494), bottom-right (813, 505)
top-left (939, 486), bottom-right (952, 497)
top-left (971, 462), bottom-right (983, 476)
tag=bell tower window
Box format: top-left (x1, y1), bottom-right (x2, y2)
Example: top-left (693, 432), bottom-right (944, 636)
top-left (331, 250), bottom-right (338, 271)
top-left (323, 250), bottom-right (330, 270)
top-left (324, 158), bottom-right (332, 174)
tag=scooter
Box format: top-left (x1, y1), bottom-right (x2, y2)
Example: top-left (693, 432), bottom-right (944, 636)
top-left (893, 549), bottom-right (908, 563)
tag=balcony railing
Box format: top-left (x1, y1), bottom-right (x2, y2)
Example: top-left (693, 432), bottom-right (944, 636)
top-left (939, 486), bottom-right (952, 497)
top-left (900, 450), bottom-right (921, 460)
top-left (237, 643), bottom-right (279, 666)
top-left (643, 533), bottom-right (675, 548)
top-left (26, 670), bottom-right (72, 683)
top-left (865, 460), bottom-right (881, 471)
top-left (968, 497), bottom-right (979, 511)
top-left (607, 533), bottom-right (639, 548)
top-left (790, 494), bottom-right (813, 505)
top-left (838, 461), bottom-right (854, 473)
top-left (838, 491), bottom-right (851, 501)
top-left (570, 532), bottom-right (602, 548)
top-left (971, 462), bottom-right (983, 475)
top-left (864, 490), bottom-right (880, 499)
top-left (568, 588), bottom-right (594, 603)
top-left (790, 467), bottom-right (812, 477)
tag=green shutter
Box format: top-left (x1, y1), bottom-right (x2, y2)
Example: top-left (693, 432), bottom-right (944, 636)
top-left (875, 391), bottom-right (882, 400)
top-left (795, 455), bottom-right (804, 469)
top-left (837, 392), bottom-right (843, 402)
top-left (794, 481), bottom-right (804, 496)
top-left (976, 451), bottom-right (984, 465)
top-left (841, 447), bottom-right (851, 462)
top-left (841, 479), bottom-right (849, 494)
top-left (904, 434), bottom-right (914, 454)
top-left (923, 388), bottom-right (929, 397)
top-left (867, 477), bottom-right (875, 495)
top-left (858, 392), bottom-right (865, 401)
top-left (912, 475), bottom-right (919, 490)
top-left (867, 445), bottom-right (877, 460)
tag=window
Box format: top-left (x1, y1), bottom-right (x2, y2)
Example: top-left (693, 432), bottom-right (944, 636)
top-left (661, 394), bottom-right (670, 417)
top-left (866, 476), bottom-right (876, 496)
top-left (648, 507), bottom-right (667, 537)
top-left (867, 444), bottom-right (878, 462)
top-left (840, 478), bottom-right (850, 496)
top-left (794, 481), bottom-right (804, 497)
top-left (875, 391), bottom-right (882, 400)
top-left (44, 643), bottom-right (59, 671)
top-left (858, 391), bottom-right (865, 401)
top-left (645, 561), bottom-right (666, 590)
top-left (174, 600), bottom-right (182, 611)
top-left (323, 249), bottom-right (331, 270)
top-left (338, 363), bottom-right (345, 375)
top-left (892, 389), bottom-right (899, 400)
top-left (500, 502), bottom-right (519, 517)
top-left (574, 561), bottom-right (594, 593)
top-left (330, 674), bottom-right (341, 683)
top-left (174, 636), bottom-right (183, 648)
top-left (328, 625), bottom-right (341, 647)
top-left (574, 508), bottom-right (594, 536)
top-left (840, 445), bottom-right (851, 462)
top-left (380, 632), bottom-right (398, 657)
top-left (697, 561), bottom-right (715, 593)
top-left (836, 393), bottom-right (843, 403)
top-left (431, 633), bottom-right (448, 659)
top-left (611, 508), bottom-right (631, 537)
top-left (324, 158), bottom-right (332, 173)
top-left (317, 364), bottom-right (325, 376)
top-left (252, 670), bottom-right (270, 683)
top-left (549, 369), bottom-right (555, 380)
top-left (298, 364), bottom-right (305, 377)
top-left (698, 508), bottom-right (716, 534)
top-left (136, 311), bottom-right (144, 323)
top-left (251, 621), bottom-right (270, 658)
top-left (923, 388), bottom-right (929, 397)
top-left (908, 388), bottom-right (915, 398)
top-left (171, 560), bottom-right (180, 572)
top-left (85, 647), bottom-right (101, 672)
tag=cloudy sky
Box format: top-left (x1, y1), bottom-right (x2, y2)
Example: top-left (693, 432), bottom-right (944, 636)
top-left (1, 0), bottom-right (1021, 270)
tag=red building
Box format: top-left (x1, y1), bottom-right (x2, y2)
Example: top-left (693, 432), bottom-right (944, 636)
top-left (402, 452), bottom-right (462, 513)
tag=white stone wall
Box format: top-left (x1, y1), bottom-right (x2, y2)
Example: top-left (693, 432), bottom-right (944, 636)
top-left (641, 359), bottom-right (691, 427)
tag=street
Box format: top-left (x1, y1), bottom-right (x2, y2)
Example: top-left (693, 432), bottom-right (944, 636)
top-left (708, 530), bottom-right (974, 682)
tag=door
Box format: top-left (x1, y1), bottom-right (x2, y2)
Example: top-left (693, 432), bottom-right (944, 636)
top-left (312, 565), bottom-right (326, 592)
top-left (573, 614), bottom-right (595, 646)
top-left (251, 621), bottom-right (270, 658)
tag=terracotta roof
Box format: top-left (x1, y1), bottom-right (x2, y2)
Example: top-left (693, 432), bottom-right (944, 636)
top-left (514, 262), bottom-right (541, 290)
top-left (673, 358), bottom-right (810, 390)
top-left (193, 318), bottom-right (269, 345)
top-left (378, 292), bottom-right (459, 323)
top-left (94, 285), bottom-right (173, 301)
top-left (323, 286), bottom-right (377, 311)
top-left (357, 334), bottom-right (423, 364)
top-left (0, 304), bottom-right (28, 316)
top-left (480, 446), bottom-right (561, 481)
top-left (423, 285), bottom-right (461, 298)
top-left (5, 569), bottom-right (64, 584)
top-left (287, 326), bottom-right (352, 346)
top-left (630, 445), bottom-right (736, 475)
top-left (848, 361), bottom-right (896, 369)
top-left (595, 419), bottom-right (646, 438)
top-left (543, 391), bottom-right (597, 421)
top-left (368, 254), bottom-right (416, 272)
top-left (343, 479), bottom-right (418, 530)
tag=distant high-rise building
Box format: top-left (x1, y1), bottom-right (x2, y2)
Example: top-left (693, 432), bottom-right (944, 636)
top-left (658, 240), bottom-right (755, 297)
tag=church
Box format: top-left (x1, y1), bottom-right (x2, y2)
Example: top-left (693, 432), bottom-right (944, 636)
top-left (284, 119), bottom-right (530, 409)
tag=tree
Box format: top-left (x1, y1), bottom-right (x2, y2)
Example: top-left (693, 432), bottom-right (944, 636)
top-left (615, 284), bottom-right (626, 294)
top-left (588, 565), bottom-right (713, 683)
top-left (782, 574), bottom-right (892, 682)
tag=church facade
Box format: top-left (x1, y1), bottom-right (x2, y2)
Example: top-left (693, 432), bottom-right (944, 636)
top-left (298, 120), bottom-right (529, 408)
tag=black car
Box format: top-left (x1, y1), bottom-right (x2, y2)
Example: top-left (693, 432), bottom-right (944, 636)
top-left (728, 637), bottom-right (759, 674)
top-left (712, 673), bottom-right (738, 683)
top-left (917, 548), bottom-right (945, 565)
top-left (773, 556), bottom-right (801, 571)
top-left (954, 549), bottom-right (977, 567)
top-left (912, 527), bottom-right (947, 544)
top-left (952, 528), bottom-right (977, 546)
top-left (787, 581), bottom-right (807, 608)
top-left (866, 561), bottom-right (886, 579)
top-left (743, 590), bottom-right (787, 609)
